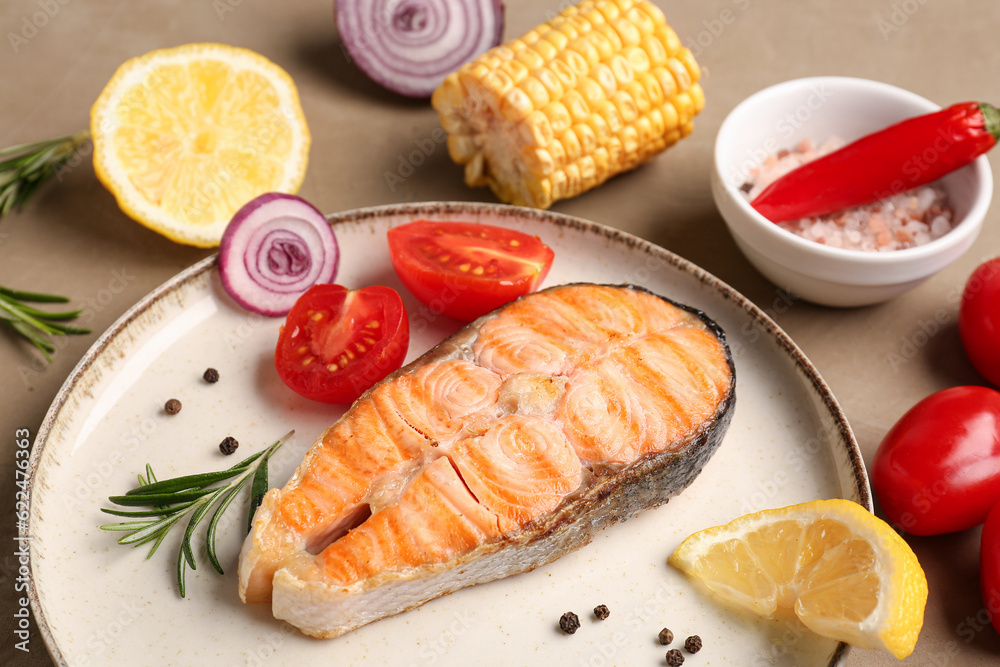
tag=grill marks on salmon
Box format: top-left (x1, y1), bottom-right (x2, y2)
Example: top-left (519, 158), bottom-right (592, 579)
top-left (239, 284), bottom-right (735, 638)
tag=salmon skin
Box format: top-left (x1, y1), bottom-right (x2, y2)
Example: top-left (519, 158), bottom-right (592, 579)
top-left (239, 283), bottom-right (735, 638)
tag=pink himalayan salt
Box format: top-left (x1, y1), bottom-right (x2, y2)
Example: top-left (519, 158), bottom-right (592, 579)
top-left (741, 138), bottom-right (955, 252)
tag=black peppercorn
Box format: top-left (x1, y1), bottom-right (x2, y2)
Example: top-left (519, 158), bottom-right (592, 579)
top-left (164, 398), bottom-right (182, 415)
top-left (593, 604), bottom-right (609, 620)
top-left (559, 611), bottom-right (580, 634)
top-left (658, 628), bottom-right (674, 645)
top-left (219, 436), bottom-right (239, 455)
top-left (203, 368), bottom-right (220, 383)
top-left (684, 635), bottom-right (702, 654)
top-left (665, 648), bottom-right (684, 665)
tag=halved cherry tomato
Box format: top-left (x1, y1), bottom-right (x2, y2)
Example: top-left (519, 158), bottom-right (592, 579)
top-left (387, 220), bottom-right (555, 321)
top-left (275, 284), bottom-right (409, 404)
top-left (960, 258), bottom-right (1000, 386)
top-left (871, 386), bottom-right (1000, 535)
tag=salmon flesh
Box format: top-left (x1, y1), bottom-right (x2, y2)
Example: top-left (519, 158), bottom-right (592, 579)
top-left (238, 284), bottom-right (736, 638)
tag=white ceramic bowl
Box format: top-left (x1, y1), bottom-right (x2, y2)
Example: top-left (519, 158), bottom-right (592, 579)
top-left (712, 76), bottom-right (993, 307)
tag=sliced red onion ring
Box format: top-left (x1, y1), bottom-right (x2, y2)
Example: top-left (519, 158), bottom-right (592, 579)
top-left (336, 0), bottom-right (505, 98)
top-left (219, 193), bottom-right (339, 316)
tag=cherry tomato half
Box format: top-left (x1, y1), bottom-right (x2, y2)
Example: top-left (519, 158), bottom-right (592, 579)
top-left (275, 284), bottom-right (409, 404)
top-left (387, 220), bottom-right (555, 322)
top-left (981, 503), bottom-right (1000, 635)
top-left (960, 258), bottom-right (1000, 386)
top-left (871, 386), bottom-right (1000, 535)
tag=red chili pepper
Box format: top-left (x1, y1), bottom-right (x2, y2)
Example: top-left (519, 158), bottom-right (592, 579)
top-left (750, 102), bottom-right (1000, 223)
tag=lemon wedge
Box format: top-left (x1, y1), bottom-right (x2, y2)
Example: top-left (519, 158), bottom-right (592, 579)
top-left (668, 499), bottom-right (927, 659)
top-left (90, 43), bottom-right (310, 247)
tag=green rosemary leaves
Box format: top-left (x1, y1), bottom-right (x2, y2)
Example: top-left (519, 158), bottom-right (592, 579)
top-left (100, 431), bottom-right (292, 597)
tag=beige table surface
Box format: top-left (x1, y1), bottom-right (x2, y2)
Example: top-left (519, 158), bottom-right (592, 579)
top-left (2, 0), bottom-right (999, 665)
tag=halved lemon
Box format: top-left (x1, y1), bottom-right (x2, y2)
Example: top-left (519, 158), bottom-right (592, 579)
top-left (91, 43), bottom-right (310, 247)
top-left (668, 499), bottom-right (927, 659)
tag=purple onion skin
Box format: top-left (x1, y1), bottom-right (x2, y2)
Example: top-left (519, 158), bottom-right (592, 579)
top-left (335, 0), bottom-right (506, 99)
top-left (219, 193), bottom-right (339, 317)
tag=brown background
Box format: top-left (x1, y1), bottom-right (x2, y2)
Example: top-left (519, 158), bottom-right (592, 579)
top-left (1, 0), bottom-right (998, 665)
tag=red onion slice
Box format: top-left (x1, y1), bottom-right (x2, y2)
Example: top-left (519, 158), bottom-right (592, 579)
top-left (219, 193), bottom-right (339, 316)
top-left (336, 0), bottom-right (505, 98)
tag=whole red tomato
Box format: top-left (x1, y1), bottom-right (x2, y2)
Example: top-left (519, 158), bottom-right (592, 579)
top-left (981, 503), bottom-right (1000, 635)
top-left (871, 386), bottom-right (1000, 535)
top-left (961, 258), bottom-right (1000, 387)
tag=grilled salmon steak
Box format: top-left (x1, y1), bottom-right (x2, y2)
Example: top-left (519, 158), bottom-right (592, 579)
top-left (238, 284), bottom-right (735, 638)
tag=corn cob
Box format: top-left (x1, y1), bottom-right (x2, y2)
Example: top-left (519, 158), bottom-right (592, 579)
top-left (431, 0), bottom-right (704, 209)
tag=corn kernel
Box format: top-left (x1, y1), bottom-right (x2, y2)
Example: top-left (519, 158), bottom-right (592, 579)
top-left (543, 29), bottom-right (570, 53)
top-left (447, 134), bottom-right (478, 162)
top-left (678, 48), bottom-right (702, 84)
top-left (624, 80), bottom-right (651, 113)
top-left (543, 100), bottom-right (573, 135)
top-left (533, 39), bottom-right (559, 62)
top-left (569, 36), bottom-right (601, 66)
top-left (666, 57), bottom-right (692, 91)
top-left (465, 151), bottom-right (486, 186)
top-left (637, 71), bottom-right (664, 106)
top-left (560, 129), bottom-right (582, 162)
top-left (595, 23), bottom-right (623, 53)
top-left (690, 83), bottom-right (705, 113)
top-left (558, 49), bottom-right (590, 77)
top-left (548, 135), bottom-right (567, 167)
top-left (639, 42), bottom-right (665, 71)
top-left (625, 5), bottom-right (656, 34)
top-left (651, 66), bottom-right (677, 99)
top-left (498, 58), bottom-right (530, 85)
top-left (514, 48), bottom-right (545, 70)
top-left (562, 89), bottom-right (591, 121)
top-left (622, 45), bottom-right (650, 74)
top-left (500, 86), bottom-right (534, 121)
top-left (613, 17), bottom-right (642, 46)
top-left (576, 76), bottom-right (606, 105)
top-left (672, 91), bottom-right (694, 122)
top-left (595, 99), bottom-right (624, 133)
top-left (520, 110), bottom-right (555, 146)
top-left (660, 101), bottom-right (678, 131)
top-left (655, 23), bottom-right (682, 53)
top-left (564, 162), bottom-right (582, 196)
top-left (595, 0), bottom-right (622, 22)
top-left (525, 147), bottom-right (555, 176)
top-left (550, 58), bottom-right (579, 89)
top-left (574, 122), bottom-right (598, 155)
top-left (481, 69), bottom-right (514, 98)
top-left (648, 107), bottom-right (665, 136)
top-left (612, 90), bottom-right (639, 124)
top-left (534, 67), bottom-right (565, 100)
top-left (588, 111), bottom-right (613, 143)
top-left (607, 54), bottom-right (635, 85)
top-left (578, 154), bottom-right (598, 187)
top-left (550, 169), bottom-right (568, 200)
top-left (521, 76), bottom-right (551, 108)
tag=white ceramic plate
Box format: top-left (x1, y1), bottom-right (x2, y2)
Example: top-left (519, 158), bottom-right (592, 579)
top-left (27, 203), bottom-right (869, 667)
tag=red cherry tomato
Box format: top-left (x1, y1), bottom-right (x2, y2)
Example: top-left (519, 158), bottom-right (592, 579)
top-left (871, 386), bottom-right (1000, 535)
top-left (960, 258), bottom-right (1000, 386)
top-left (981, 503), bottom-right (1000, 635)
top-left (387, 220), bottom-right (555, 322)
top-left (275, 284), bottom-right (409, 404)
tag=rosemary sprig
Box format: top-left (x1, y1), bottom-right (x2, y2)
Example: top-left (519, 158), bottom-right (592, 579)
top-left (0, 285), bottom-right (90, 361)
top-left (101, 431), bottom-right (293, 597)
top-left (0, 131), bottom-right (90, 216)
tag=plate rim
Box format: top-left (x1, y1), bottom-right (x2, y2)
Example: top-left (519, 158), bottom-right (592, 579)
top-left (24, 201), bottom-right (866, 667)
